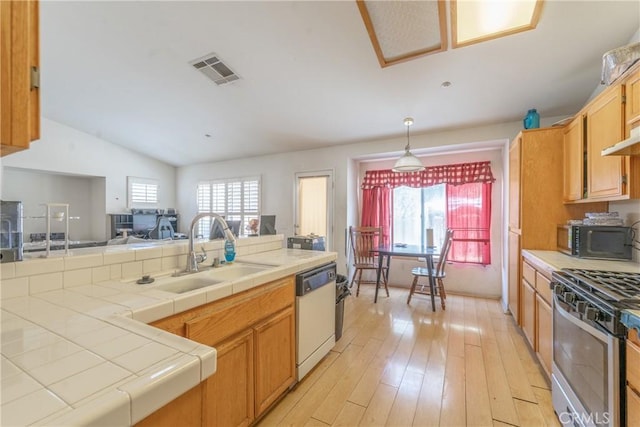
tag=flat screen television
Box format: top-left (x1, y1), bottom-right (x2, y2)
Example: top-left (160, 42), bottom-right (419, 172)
top-left (210, 220), bottom-right (241, 240)
top-left (259, 215), bottom-right (276, 235)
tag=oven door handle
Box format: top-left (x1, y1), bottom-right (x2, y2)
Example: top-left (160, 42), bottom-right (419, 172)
top-left (553, 293), bottom-right (609, 343)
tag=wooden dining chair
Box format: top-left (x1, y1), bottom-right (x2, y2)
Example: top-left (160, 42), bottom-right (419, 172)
top-left (407, 229), bottom-right (454, 309)
top-left (348, 226), bottom-right (389, 297)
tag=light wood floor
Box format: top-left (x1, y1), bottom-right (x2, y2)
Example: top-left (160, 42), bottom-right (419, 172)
top-left (258, 285), bottom-right (561, 427)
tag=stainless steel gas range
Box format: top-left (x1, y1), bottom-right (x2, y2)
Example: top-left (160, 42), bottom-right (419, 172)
top-left (550, 269), bottom-right (640, 427)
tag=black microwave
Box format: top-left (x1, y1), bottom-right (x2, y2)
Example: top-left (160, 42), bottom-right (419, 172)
top-left (557, 225), bottom-right (633, 260)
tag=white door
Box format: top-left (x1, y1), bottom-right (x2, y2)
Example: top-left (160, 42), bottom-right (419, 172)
top-left (294, 171), bottom-right (333, 250)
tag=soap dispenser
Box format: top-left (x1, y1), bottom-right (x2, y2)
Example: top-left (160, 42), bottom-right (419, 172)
top-left (224, 238), bottom-right (236, 263)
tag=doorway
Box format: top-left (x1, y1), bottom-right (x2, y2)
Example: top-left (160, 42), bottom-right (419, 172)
top-left (294, 171), bottom-right (333, 250)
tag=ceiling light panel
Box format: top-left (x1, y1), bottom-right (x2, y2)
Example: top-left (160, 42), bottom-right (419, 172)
top-left (357, 0), bottom-right (447, 68)
top-left (452, 0), bottom-right (543, 48)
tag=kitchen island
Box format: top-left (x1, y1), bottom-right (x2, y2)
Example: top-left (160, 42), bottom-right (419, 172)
top-left (0, 235), bottom-right (336, 426)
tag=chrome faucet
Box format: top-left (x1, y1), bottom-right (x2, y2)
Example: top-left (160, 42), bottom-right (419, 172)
top-left (184, 212), bottom-right (236, 274)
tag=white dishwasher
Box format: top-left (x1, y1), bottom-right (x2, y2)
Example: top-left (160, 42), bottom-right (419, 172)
top-left (295, 262), bottom-right (336, 381)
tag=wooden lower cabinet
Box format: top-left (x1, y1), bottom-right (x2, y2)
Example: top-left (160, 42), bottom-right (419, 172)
top-left (536, 294), bottom-right (552, 377)
top-left (151, 276), bottom-right (296, 427)
top-left (628, 329), bottom-right (640, 425)
top-left (254, 306), bottom-right (295, 416)
top-left (508, 231), bottom-right (521, 323)
top-left (205, 329), bottom-right (254, 427)
top-left (521, 278), bottom-right (535, 347)
top-left (135, 384), bottom-right (203, 427)
top-left (519, 257), bottom-right (553, 377)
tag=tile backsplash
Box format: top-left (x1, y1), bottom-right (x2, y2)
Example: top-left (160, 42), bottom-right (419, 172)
top-left (0, 235), bottom-right (284, 299)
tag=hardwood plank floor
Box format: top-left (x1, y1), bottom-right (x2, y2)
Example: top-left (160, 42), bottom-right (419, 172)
top-left (258, 286), bottom-right (561, 427)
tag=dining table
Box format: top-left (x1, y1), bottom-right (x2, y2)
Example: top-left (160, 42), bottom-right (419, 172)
top-left (371, 243), bottom-right (441, 310)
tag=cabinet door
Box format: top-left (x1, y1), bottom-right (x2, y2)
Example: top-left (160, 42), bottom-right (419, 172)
top-left (628, 386), bottom-right (640, 427)
top-left (535, 294), bottom-right (552, 377)
top-left (254, 306), bottom-right (296, 417)
top-left (135, 384), bottom-right (203, 427)
top-left (0, 0), bottom-right (39, 156)
top-left (508, 231), bottom-right (520, 324)
top-left (521, 277), bottom-right (536, 348)
top-left (625, 66), bottom-right (640, 130)
top-left (508, 137), bottom-right (521, 231)
top-left (563, 116), bottom-right (584, 201)
top-left (202, 329), bottom-right (255, 427)
top-left (586, 85), bottom-right (626, 198)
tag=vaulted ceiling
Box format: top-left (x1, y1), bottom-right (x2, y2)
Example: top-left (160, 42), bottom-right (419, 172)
top-left (40, 1), bottom-right (639, 167)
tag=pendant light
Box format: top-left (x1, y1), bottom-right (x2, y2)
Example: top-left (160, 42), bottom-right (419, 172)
top-left (392, 117), bottom-right (425, 172)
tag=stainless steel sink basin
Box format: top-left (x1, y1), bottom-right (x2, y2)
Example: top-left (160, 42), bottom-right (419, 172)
top-left (204, 262), bottom-right (274, 281)
top-left (154, 276), bottom-right (222, 294)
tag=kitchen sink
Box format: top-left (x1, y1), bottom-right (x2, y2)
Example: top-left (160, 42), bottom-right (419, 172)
top-left (154, 276), bottom-right (222, 294)
top-left (204, 262), bottom-right (275, 281)
top-left (151, 262), bottom-right (277, 294)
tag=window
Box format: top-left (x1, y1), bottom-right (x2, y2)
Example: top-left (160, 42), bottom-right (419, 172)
top-left (128, 177), bottom-right (158, 208)
top-left (392, 182), bottom-right (491, 265)
top-left (393, 184), bottom-right (447, 247)
top-left (196, 177), bottom-right (260, 237)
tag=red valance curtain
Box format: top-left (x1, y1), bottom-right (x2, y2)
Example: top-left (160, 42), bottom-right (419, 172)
top-left (361, 161), bottom-right (495, 189)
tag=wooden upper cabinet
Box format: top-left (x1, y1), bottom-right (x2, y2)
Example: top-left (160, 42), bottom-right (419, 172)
top-left (508, 137), bottom-right (521, 231)
top-left (586, 84), bottom-right (626, 199)
top-left (625, 64), bottom-right (640, 131)
top-left (563, 115), bottom-right (584, 202)
top-left (0, 0), bottom-right (40, 156)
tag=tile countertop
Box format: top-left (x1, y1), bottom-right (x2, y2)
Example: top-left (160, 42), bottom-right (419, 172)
top-left (522, 250), bottom-right (640, 336)
top-left (0, 248), bottom-right (337, 426)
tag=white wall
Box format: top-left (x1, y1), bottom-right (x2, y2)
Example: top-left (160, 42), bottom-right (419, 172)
top-left (610, 199), bottom-right (640, 262)
top-left (0, 118), bottom-right (177, 239)
top-left (1, 168), bottom-right (104, 241)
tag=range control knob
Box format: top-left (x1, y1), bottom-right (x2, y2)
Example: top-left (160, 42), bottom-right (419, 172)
top-left (576, 301), bottom-right (587, 313)
top-left (585, 307), bottom-right (600, 321)
top-left (563, 292), bottom-right (576, 304)
top-left (553, 284), bottom-right (565, 295)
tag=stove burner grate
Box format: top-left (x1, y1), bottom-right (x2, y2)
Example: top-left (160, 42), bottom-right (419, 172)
top-left (561, 269), bottom-right (640, 303)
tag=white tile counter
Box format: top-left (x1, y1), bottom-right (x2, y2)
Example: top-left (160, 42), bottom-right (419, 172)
top-left (1, 236), bottom-right (336, 426)
top-left (522, 250), bottom-right (640, 277)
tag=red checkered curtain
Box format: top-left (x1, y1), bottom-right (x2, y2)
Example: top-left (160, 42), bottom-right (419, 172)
top-left (361, 186), bottom-right (391, 246)
top-left (361, 161), bottom-right (495, 189)
top-left (361, 161), bottom-right (495, 262)
top-left (446, 182), bottom-right (492, 265)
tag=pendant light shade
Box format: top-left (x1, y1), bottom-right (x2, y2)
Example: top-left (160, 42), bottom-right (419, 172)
top-left (392, 117), bottom-right (425, 172)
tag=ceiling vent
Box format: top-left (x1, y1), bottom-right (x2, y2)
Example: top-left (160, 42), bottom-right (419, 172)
top-left (190, 53), bottom-right (240, 85)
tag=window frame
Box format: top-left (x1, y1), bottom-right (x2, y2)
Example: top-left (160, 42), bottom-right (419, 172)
top-left (196, 176), bottom-right (261, 238)
top-left (127, 176), bottom-right (159, 208)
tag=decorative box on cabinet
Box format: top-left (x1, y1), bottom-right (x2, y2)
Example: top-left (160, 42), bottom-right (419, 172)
top-left (0, 0), bottom-right (40, 156)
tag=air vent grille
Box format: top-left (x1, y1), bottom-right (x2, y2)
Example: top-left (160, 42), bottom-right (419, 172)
top-left (190, 53), bottom-right (239, 85)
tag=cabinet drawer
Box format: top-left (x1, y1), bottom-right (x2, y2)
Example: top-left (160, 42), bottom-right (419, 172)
top-left (535, 271), bottom-right (552, 305)
top-left (628, 331), bottom-right (640, 392)
top-left (523, 261), bottom-right (536, 287)
top-left (186, 278), bottom-right (294, 345)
